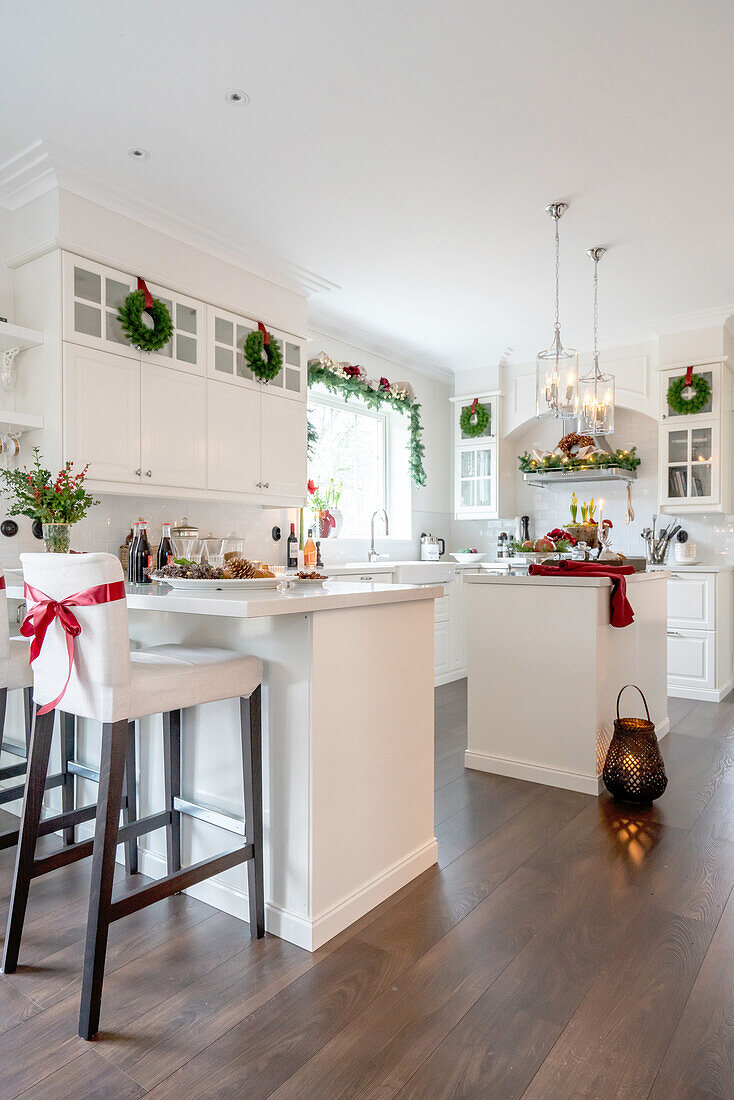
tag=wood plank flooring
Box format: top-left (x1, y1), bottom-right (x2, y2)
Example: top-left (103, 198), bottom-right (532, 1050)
top-left (1, 682), bottom-right (733, 1098)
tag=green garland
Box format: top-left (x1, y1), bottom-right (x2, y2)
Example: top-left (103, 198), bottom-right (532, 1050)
top-left (308, 358), bottom-right (427, 486)
top-left (244, 327), bottom-right (283, 382)
top-left (518, 446), bottom-right (641, 474)
top-left (667, 373), bottom-right (711, 415)
top-left (117, 290), bottom-right (173, 352)
top-left (459, 400), bottom-right (490, 438)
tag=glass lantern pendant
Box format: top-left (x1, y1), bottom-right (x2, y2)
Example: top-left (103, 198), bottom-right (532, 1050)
top-left (578, 247), bottom-right (615, 435)
top-left (536, 202), bottom-right (579, 420)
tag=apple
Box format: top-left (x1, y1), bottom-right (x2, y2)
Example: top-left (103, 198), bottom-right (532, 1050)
top-left (534, 537), bottom-right (555, 553)
top-left (522, 540), bottom-right (534, 551)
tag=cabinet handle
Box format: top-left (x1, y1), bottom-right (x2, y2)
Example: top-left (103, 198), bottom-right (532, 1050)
top-left (256, 481), bottom-right (262, 488)
top-left (134, 468), bottom-right (141, 477)
top-left (145, 470), bottom-right (152, 477)
top-left (667, 630), bottom-right (682, 636)
top-left (263, 482), bottom-right (269, 489)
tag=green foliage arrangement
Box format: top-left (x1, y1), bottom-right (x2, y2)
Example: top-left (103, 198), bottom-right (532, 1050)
top-left (459, 400), bottom-right (490, 438)
top-left (666, 373), bottom-right (711, 415)
top-left (0, 448), bottom-right (99, 523)
top-left (244, 327), bottom-right (283, 382)
top-left (308, 355), bottom-right (427, 487)
top-left (518, 446), bottom-right (641, 474)
top-left (117, 289), bottom-right (173, 352)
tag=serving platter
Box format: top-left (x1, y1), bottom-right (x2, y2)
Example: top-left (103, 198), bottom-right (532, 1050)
top-left (156, 576), bottom-right (280, 591)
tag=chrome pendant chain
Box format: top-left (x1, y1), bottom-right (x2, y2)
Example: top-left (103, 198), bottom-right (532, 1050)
top-left (586, 247), bottom-right (606, 380)
top-left (554, 215), bottom-right (560, 332)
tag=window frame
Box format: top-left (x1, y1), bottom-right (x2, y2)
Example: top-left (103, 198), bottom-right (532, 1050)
top-left (307, 387), bottom-right (390, 538)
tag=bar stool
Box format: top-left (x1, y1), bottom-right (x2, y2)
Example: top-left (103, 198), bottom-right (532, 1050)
top-left (1, 552), bottom-right (264, 1041)
top-left (0, 564), bottom-right (138, 864)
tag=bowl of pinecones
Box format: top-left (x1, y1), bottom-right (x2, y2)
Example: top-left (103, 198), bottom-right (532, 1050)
top-left (151, 557), bottom-right (278, 591)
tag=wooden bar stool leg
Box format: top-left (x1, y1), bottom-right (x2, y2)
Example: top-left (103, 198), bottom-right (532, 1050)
top-left (0, 685), bottom-right (7, 751)
top-left (78, 718), bottom-right (128, 1041)
top-left (23, 687), bottom-right (33, 753)
top-left (241, 687), bottom-right (264, 939)
top-left (123, 722), bottom-right (138, 875)
top-left (162, 710), bottom-right (181, 876)
top-left (60, 712), bottom-right (76, 845)
top-left (1, 708), bottom-right (55, 974)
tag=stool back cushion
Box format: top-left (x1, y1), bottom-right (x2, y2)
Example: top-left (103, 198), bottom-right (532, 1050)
top-left (0, 564), bottom-right (10, 686)
top-left (20, 553), bottom-right (132, 722)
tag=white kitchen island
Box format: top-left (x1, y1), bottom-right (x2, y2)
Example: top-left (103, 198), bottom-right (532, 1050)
top-left (5, 578), bottom-right (441, 951)
top-left (464, 570), bottom-right (669, 796)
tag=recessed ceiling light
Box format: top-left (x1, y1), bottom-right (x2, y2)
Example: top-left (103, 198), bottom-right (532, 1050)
top-left (225, 89), bottom-right (250, 106)
top-left (127, 147), bottom-right (150, 160)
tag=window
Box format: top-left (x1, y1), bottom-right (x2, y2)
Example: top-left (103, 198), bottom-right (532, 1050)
top-left (307, 390), bottom-right (386, 537)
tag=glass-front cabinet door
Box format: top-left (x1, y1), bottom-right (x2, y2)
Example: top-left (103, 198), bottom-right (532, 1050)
top-left (207, 305), bottom-right (306, 400)
top-left (453, 394), bottom-right (499, 518)
top-left (661, 422), bottom-right (719, 507)
top-left (143, 282), bottom-right (206, 375)
top-left (63, 253), bottom-right (139, 359)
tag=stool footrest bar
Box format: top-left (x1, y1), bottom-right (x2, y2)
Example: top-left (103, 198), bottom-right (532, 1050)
top-left (67, 761), bottom-right (101, 783)
top-left (37, 803), bottom-right (97, 837)
top-left (173, 796), bottom-right (246, 837)
top-left (0, 762), bottom-right (28, 783)
top-left (109, 844), bottom-right (254, 922)
top-left (31, 811), bottom-right (172, 878)
top-left (0, 772), bottom-right (65, 806)
top-left (1, 741), bottom-right (27, 760)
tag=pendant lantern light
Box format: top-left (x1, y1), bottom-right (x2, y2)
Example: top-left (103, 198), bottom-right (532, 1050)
top-left (578, 247), bottom-right (615, 435)
top-left (535, 202), bottom-right (578, 420)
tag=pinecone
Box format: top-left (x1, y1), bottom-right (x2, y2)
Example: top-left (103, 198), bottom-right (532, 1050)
top-left (223, 557), bottom-right (261, 579)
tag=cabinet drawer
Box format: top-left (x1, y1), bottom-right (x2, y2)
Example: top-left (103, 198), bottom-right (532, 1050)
top-left (667, 628), bottom-right (715, 690)
top-left (667, 572), bottom-right (715, 629)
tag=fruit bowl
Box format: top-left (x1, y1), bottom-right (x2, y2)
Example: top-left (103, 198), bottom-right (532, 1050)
top-left (450, 552), bottom-right (487, 564)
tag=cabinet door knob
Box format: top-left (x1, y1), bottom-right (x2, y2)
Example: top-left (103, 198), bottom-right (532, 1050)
top-left (256, 481), bottom-right (262, 488)
top-left (145, 469), bottom-right (152, 477)
top-left (263, 482), bottom-right (269, 489)
top-left (134, 468), bottom-right (141, 477)
top-left (667, 630), bottom-right (682, 637)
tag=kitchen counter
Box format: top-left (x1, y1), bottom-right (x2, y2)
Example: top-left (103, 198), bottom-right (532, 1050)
top-left (464, 569), bottom-right (669, 796)
top-left (7, 575), bottom-right (439, 952)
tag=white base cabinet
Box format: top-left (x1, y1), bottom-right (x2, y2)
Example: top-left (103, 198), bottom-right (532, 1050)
top-left (665, 569), bottom-right (733, 701)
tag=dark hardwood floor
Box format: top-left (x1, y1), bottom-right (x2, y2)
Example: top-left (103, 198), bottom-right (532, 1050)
top-left (1, 683), bottom-right (733, 1098)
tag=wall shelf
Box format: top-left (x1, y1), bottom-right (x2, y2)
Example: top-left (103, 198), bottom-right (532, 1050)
top-left (0, 410), bottom-right (44, 435)
top-left (0, 321), bottom-right (44, 353)
top-left (523, 468), bottom-right (638, 489)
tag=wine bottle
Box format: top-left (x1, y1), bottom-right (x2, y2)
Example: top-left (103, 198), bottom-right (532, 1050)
top-left (132, 520), bottom-right (152, 584)
top-left (157, 522), bottom-right (175, 570)
top-left (287, 522), bottom-right (298, 569)
top-left (304, 528), bottom-right (317, 569)
top-left (128, 523), bottom-right (140, 583)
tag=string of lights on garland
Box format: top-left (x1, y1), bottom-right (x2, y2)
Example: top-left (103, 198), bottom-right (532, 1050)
top-left (117, 277), bottom-right (173, 353)
top-left (518, 446), bottom-right (641, 474)
top-left (307, 352), bottom-right (427, 486)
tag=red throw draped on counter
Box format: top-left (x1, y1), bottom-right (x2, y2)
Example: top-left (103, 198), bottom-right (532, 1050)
top-left (528, 560), bottom-right (636, 628)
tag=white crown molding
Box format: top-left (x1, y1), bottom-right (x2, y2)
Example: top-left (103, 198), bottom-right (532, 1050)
top-left (637, 304), bottom-right (734, 337)
top-left (0, 139), bottom-right (339, 299)
top-left (308, 309), bottom-right (454, 384)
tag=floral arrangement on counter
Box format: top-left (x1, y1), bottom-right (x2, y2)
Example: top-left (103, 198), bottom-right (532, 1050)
top-left (518, 445), bottom-right (641, 474)
top-left (509, 529), bottom-right (578, 555)
top-left (307, 352), bottom-right (427, 486)
top-left (307, 477), bottom-right (342, 538)
top-left (0, 447), bottom-right (99, 553)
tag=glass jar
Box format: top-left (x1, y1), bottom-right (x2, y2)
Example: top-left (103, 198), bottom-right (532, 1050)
top-left (42, 522), bottom-right (71, 554)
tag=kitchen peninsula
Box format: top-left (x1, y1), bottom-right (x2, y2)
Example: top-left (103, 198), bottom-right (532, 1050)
top-left (6, 577), bottom-right (441, 951)
top-left (464, 570), bottom-right (669, 795)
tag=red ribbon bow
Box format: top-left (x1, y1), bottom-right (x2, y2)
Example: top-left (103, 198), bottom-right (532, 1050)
top-left (684, 365), bottom-right (693, 387)
top-left (470, 397), bottom-right (479, 415)
top-left (21, 580), bottom-right (126, 714)
top-left (257, 321), bottom-right (270, 346)
top-left (137, 277), bottom-right (154, 310)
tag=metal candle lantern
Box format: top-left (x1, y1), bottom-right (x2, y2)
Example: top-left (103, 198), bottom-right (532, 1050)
top-left (603, 685), bottom-right (668, 803)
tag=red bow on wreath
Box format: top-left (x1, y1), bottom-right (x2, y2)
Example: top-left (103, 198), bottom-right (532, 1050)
top-left (470, 397), bottom-right (479, 415)
top-left (257, 321), bottom-right (270, 346)
top-left (137, 277), bottom-right (154, 309)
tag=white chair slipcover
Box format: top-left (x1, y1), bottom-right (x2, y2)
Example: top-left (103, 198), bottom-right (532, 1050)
top-left (20, 553), bottom-right (262, 721)
top-left (0, 565), bottom-right (32, 692)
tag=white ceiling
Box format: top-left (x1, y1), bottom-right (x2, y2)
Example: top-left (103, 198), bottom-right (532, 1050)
top-left (2, 0), bottom-right (734, 372)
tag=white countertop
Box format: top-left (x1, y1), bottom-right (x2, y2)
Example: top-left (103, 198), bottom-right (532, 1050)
top-left (5, 578), bottom-right (443, 619)
top-left (464, 570), bottom-right (669, 588)
top-left (648, 563), bottom-right (732, 573)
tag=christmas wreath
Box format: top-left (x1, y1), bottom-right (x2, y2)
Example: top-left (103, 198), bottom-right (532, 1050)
top-left (667, 369), bottom-right (711, 415)
top-left (459, 398), bottom-right (490, 438)
top-left (117, 278), bottom-right (173, 353)
top-left (244, 322), bottom-right (283, 382)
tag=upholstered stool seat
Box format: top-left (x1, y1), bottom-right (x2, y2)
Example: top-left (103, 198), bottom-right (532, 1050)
top-left (2, 552), bottom-right (265, 1043)
top-left (129, 645), bottom-right (262, 719)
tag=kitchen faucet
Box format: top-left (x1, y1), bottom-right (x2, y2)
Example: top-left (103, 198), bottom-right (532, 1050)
top-left (369, 509), bottom-right (389, 562)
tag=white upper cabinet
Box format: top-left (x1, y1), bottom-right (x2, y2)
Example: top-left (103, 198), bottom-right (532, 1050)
top-left (207, 380), bottom-right (262, 495)
top-left (658, 359), bottom-right (732, 513)
top-left (452, 393), bottom-right (500, 519)
top-left (140, 365), bottom-right (206, 489)
top-left (63, 344), bottom-right (141, 483)
top-left (207, 305), bottom-right (306, 401)
top-left (141, 281), bottom-right (206, 375)
top-left (63, 254), bottom-right (139, 359)
top-left (261, 390), bottom-right (307, 497)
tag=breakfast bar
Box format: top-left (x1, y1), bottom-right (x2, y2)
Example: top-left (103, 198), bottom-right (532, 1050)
top-left (5, 578), bottom-right (441, 951)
